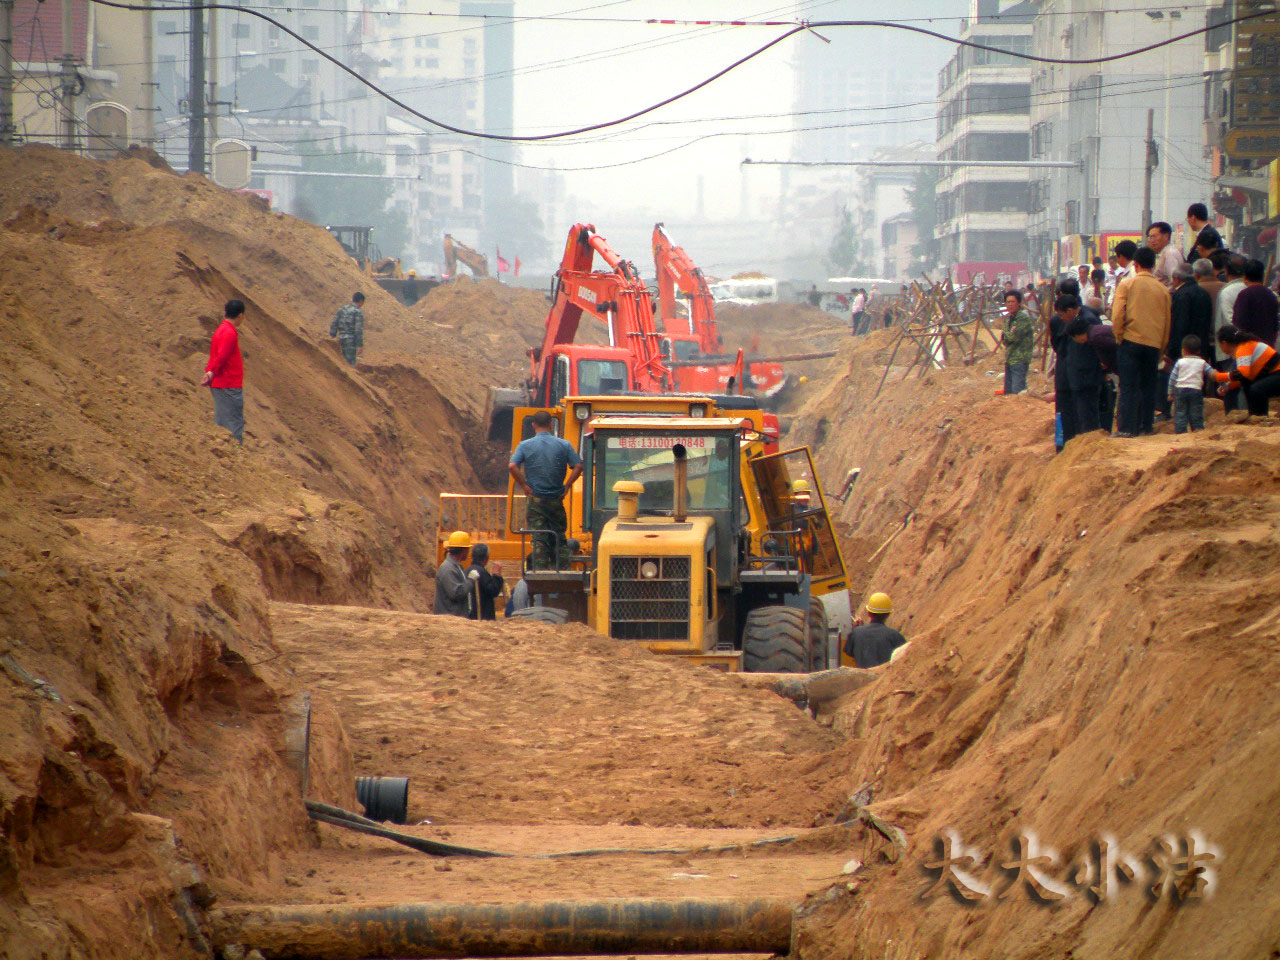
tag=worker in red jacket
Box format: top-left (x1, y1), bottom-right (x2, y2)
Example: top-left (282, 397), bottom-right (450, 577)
top-left (200, 299), bottom-right (247, 443)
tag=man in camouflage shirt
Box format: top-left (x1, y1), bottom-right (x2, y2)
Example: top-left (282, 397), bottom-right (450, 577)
top-left (330, 292), bottom-right (366, 365)
top-left (1000, 289), bottom-right (1034, 395)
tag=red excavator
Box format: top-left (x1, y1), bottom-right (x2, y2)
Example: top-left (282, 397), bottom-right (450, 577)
top-left (651, 223), bottom-right (787, 400)
top-left (485, 223), bottom-right (670, 440)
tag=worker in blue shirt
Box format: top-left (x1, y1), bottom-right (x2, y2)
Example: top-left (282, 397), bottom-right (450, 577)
top-left (508, 410), bottom-right (582, 570)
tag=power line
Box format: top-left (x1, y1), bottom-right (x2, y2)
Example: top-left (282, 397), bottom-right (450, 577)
top-left (135, 1), bottom-right (1238, 24)
top-left (80, 0), bottom-right (1277, 143)
top-left (227, 0), bottom-right (842, 117)
top-left (142, 73), bottom-right (1208, 161)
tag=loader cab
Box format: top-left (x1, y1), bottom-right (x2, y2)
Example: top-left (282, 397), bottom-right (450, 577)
top-left (583, 418), bottom-right (745, 593)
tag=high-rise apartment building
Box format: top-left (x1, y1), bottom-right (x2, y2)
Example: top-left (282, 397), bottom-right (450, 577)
top-left (933, 0), bottom-right (1035, 281)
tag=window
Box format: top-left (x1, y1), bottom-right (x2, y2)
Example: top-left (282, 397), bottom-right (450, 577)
top-left (232, 23), bottom-right (250, 38)
top-left (425, 36), bottom-right (439, 48)
top-left (424, 57), bottom-right (438, 68)
top-left (961, 131), bottom-right (1030, 161)
top-left (302, 58), bottom-right (320, 75)
top-left (269, 58), bottom-right (286, 73)
top-left (464, 37), bottom-right (476, 52)
top-left (302, 25), bottom-right (319, 41)
top-left (464, 58), bottom-right (476, 72)
top-left (158, 19), bottom-right (176, 34)
top-left (967, 231), bottom-right (1030, 262)
top-left (594, 433), bottom-right (735, 513)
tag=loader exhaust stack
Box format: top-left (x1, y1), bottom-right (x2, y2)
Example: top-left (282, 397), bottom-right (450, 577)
top-left (672, 444), bottom-right (688, 522)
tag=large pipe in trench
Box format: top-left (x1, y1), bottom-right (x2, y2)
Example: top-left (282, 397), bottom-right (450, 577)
top-left (211, 898), bottom-right (794, 960)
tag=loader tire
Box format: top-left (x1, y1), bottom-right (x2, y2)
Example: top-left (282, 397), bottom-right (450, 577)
top-left (507, 606), bottom-right (570, 625)
top-left (742, 605), bottom-right (807, 673)
top-left (808, 596), bottom-right (830, 672)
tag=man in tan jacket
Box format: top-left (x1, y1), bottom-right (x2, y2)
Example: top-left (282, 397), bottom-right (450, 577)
top-left (1111, 246), bottom-right (1172, 436)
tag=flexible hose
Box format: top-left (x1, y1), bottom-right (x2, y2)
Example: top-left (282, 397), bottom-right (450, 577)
top-left (305, 799), bottom-right (854, 859)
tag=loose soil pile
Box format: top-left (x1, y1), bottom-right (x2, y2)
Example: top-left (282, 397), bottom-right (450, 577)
top-left (785, 336), bottom-right (1280, 959)
top-left (270, 602), bottom-right (847, 830)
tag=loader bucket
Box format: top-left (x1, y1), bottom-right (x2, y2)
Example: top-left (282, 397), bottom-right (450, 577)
top-left (485, 387), bottom-right (527, 443)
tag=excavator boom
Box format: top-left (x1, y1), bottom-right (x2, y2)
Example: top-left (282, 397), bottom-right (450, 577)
top-left (534, 223), bottom-right (669, 402)
top-left (651, 222), bottom-right (787, 402)
top-left (652, 222), bottom-right (718, 353)
top-left (443, 234), bottom-right (490, 279)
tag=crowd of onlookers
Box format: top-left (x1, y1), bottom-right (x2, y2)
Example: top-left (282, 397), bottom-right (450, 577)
top-left (999, 203), bottom-right (1280, 447)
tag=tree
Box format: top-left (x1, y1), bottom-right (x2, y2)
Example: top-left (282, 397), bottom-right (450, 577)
top-left (826, 205), bottom-right (875, 277)
top-left (906, 166), bottom-right (940, 269)
top-left (294, 146), bottom-right (408, 260)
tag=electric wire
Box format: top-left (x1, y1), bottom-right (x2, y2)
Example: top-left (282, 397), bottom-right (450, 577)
top-left (76, 0), bottom-right (1277, 143)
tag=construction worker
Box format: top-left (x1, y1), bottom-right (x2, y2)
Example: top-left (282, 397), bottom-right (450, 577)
top-left (200, 299), bottom-right (247, 444)
top-left (330, 292), bottom-right (366, 366)
top-left (403, 270), bottom-right (419, 306)
top-left (844, 593), bottom-right (907, 669)
top-left (434, 531), bottom-right (473, 617)
top-left (466, 543), bottom-right (504, 621)
top-left (508, 410), bottom-right (582, 570)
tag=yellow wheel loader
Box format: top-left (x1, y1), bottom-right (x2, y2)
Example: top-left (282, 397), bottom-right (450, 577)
top-left (438, 395), bottom-right (853, 672)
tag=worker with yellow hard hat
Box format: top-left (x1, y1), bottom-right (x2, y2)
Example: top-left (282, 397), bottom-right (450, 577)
top-left (844, 591), bottom-right (907, 668)
top-left (433, 530), bottom-right (474, 617)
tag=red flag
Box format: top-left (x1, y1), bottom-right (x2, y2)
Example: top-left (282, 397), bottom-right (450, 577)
top-left (514, 256), bottom-right (521, 277)
top-left (496, 246), bottom-right (510, 273)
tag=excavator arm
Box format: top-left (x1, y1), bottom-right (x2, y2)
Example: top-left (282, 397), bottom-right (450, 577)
top-left (652, 222), bottom-right (719, 353)
top-left (443, 234), bottom-right (490, 279)
top-left (533, 224), bottom-right (669, 399)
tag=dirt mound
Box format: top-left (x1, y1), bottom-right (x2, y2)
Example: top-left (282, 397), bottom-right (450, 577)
top-left (0, 510), bottom-right (355, 958)
top-left (400, 276), bottom-right (574, 422)
top-left (784, 337), bottom-right (1280, 959)
top-left (0, 143), bottom-right (494, 955)
top-left (270, 602), bottom-right (847, 829)
top-left (0, 144), bottom-right (490, 608)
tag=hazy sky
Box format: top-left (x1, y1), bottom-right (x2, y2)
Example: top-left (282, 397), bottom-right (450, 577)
top-left (500, 0), bottom-right (967, 222)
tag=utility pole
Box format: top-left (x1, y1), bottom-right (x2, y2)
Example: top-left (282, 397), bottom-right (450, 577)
top-left (140, 0), bottom-right (154, 143)
top-left (59, 0), bottom-right (78, 150)
top-left (1140, 108), bottom-right (1155, 232)
top-left (1, 0), bottom-right (15, 146)
top-left (188, 1), bottom-right (206, 174)
top-left (207, 5), bottom-right (217, 146)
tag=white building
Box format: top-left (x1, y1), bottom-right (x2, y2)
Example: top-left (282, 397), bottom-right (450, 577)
top-left (1026, 0), bottom-right (1211, 272)
top-left (934, 0), bottom-right (1036, 280)
top-left (851, 141), bottom-right (936, 278)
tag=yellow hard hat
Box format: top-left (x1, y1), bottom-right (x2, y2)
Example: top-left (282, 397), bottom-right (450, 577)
top-left (865, 592), bottom-right (892, 614)
top-left (409, 269), bottom-right (416, 275)
top-left (792, 479), bottom-right (811, 493)
top-left (445, 530), bottom-right (472, 549)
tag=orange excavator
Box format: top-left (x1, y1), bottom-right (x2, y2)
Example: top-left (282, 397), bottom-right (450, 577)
top-left (443, 234), bottom-right (490, 279)
top-left (651, 223), bottom-right (787, 400)
top-left (485, 223), bottom-right (670, 440)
